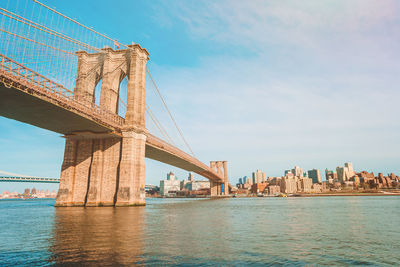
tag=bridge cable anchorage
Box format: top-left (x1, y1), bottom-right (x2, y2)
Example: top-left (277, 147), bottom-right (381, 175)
top-left (146, 68), bottom-right (196, 157)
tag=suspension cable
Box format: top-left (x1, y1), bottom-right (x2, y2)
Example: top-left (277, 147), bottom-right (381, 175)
top-left (0, 8), bottom-right (100, 52)
top-left (146, 104), bottom-right (175, 145)
top-left (146, 68), bottom-right (195, 156)
top-left (33, 0), bottom-right (128, 49)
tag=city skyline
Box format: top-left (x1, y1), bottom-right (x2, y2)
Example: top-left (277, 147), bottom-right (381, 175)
top-left (1, 0), bottom-right (400, 191)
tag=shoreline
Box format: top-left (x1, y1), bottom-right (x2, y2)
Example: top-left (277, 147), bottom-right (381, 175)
top-left (294, 192), bottom-right (400, 197)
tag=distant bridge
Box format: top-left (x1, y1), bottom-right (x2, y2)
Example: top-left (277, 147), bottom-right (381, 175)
top-left (0, 176), bottom-right (159, 193)
top-left (0, 176), bottom-right (60, 183)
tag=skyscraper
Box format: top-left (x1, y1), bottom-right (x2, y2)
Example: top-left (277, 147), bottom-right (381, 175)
top-left (307, 169), bottom-right (322, 183)
top-left (252, 170), bottom-right (266, 184)
top-left (292, 166), bottom-right (304, 177)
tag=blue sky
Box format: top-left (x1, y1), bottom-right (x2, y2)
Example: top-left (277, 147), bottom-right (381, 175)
top-left (1, 0), bottom-right (400, 192)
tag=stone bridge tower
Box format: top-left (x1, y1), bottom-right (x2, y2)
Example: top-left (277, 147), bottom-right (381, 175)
top-left (55, 44), bottom-right (149, 207)
top-left (209, 161), bottom-right (229, 196)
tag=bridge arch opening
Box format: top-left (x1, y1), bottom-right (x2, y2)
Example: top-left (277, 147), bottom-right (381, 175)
top-left (93, 79), bottom-right (102, 106)
top-left (117, 72), bottom-right (128, 118)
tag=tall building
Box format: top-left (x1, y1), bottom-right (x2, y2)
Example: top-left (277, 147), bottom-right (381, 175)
top-left (188, 172), bottom-right (194, 181)
top-left (345, 162), bottom-right (355, 177)
top-left (284, 170), bottom-right (292, 176)
top-left (336, 162), bottom-right (356, 183)
top-left (167, 172), bottom-right (176, 181)
top-left (325, 169), bottom-right (337, 181)
top-left (307, 169), bottom-right (322, 183)
top-left (252, 170), bottom-right (266, 184)
top-left (292, 166), bottom-right (304, 177)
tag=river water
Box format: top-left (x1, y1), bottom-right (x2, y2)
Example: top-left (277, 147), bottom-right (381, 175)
top-left (0, 196), bottom-right (399, 266)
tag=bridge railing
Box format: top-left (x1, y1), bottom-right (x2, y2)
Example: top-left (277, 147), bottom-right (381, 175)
top-left (0, 53), bottom-right (124, 130)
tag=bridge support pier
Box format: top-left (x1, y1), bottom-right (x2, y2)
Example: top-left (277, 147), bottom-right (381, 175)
top-left (55, 133), bottom-right (147, 207)
top-left (210, 161), bottom-right (229, 197)
top-left (55, 138), bottom-right (93, 207)
top-left (85, 138), bottom-right (121, 206)
top-left (115, 131), bottom-right (146, 206)
top-left (210, 181), bottom-right (221, 197)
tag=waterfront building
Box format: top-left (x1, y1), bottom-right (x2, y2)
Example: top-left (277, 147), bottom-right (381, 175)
top-left (357, 171), bottom-right (375, 184)
top-left (251, 182), bottom-right (268, 194)
top-left (311, 183), bottom-right (322, 193)
top-left (343, 181), bottom-right (354, 189)
top-left (160, 172), bottom-right (181, 196)
top-left (268, 177), bottom-right (282, 186)
top-left (300, 177), bottom-right (313, 192)
top-left (280, 177), bottom-right (297, 194)
top-left (185, 180), bottom-right (210, 191)
top-left (268, 185), bottom-right (281, 195)
top-left (180, 173), bottom-right (210, 191)
top-left (307, 169), bottom-right (322, 183)
top-left (252, 170), bottom-right (266, 184)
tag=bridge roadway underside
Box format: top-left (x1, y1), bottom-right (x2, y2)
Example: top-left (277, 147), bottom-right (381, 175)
top-left (0, 83), bottom-right (222, 182)
top-left (0, 82), bottom-right (114, 135)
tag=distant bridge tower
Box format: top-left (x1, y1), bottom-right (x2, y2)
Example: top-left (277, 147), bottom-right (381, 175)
top-left (209, 161), bottom-right (229, 196)
top-left (55, 44), bottom-right (149, 207)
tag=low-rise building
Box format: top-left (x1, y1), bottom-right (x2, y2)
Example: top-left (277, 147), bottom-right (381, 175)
top-left (186, 180), bottom-right (210, 191)
top-left (268, 185), bottom-right (280, 195)
top-left (250, 182), bottom-right (268, 194)
top-left (311, 183), bottom-right (322, 193)
top-left (300, 177), bottom-right (313, 192)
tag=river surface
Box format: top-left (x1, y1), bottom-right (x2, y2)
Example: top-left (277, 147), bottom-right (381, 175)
top-left (0, 196), bottom-right (399, 266)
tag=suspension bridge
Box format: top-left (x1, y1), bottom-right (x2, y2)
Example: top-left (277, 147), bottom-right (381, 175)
top-left (0, 0), bottom-right (230, 206)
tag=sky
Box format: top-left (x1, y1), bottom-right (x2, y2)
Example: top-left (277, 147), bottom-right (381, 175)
top-left (1, 0), bottom-right (400, 192)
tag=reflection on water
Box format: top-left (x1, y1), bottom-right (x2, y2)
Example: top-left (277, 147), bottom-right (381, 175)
top-left (50, 207), bottom-right (145, 265)
top-left (1, 197), bottom-right (400, 266)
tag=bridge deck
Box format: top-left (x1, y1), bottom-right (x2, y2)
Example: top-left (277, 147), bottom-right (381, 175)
top-left (0, 82), bottom-right (117, 135)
